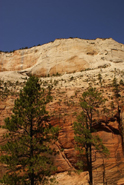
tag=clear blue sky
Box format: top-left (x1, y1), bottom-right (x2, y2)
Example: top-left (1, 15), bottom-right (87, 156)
top-left (0, 0), bottom-right (124, 52)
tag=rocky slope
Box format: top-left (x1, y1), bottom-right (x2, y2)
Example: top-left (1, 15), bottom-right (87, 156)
top-left (0, 38), bottom-right (124, 185)
top-left (0, 38), bottom-right (124, 80)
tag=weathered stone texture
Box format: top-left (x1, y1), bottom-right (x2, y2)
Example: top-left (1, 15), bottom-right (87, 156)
top-left (0, 38), bottom-right (124, 80)
top-left (0, 38), bottom-right (124, 184)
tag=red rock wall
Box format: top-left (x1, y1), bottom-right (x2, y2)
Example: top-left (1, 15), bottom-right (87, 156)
top-left (0, 87), bottom-right (124, 185)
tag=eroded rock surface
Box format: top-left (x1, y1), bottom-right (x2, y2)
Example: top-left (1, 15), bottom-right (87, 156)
top-left (0, 38), bottom-right (124, 79)
top-left (0, 38), bottom-right (124, 185)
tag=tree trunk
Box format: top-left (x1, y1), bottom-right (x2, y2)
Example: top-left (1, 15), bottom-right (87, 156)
top-left (30, 117), bottom-right (34, 185)
top-left (86, 144), bottom-right (92, 185)
top-left (31, 170), bottom-right (34, 185)
top-left (89, 112), bottom-right (93, 185)
top-left (89, 144), bottom-right (93, 185)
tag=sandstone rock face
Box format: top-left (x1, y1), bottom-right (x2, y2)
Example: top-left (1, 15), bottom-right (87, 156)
top-left (120, 106), bottom-right (124, 146)
top-left (0, 38), bottom-right (124, 80)
top-left (117, 178), bottom-right (124, 185)
top-left (0, 38), bottom-right (124, 185)
top-left (1, 86), bottom-right (124, 185)
top-left (52, 171), bottom-right (89, 185)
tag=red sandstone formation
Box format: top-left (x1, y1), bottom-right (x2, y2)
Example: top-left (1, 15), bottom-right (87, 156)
top-left (0, 38), bottom-right (124, 184)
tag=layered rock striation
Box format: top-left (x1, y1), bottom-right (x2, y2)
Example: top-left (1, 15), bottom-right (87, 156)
top-left (0, 38), bottom-right (124, 80)
top-left (0, 38), bottom-right (124, 184)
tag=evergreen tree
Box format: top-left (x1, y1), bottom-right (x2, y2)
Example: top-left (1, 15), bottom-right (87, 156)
top-left (98, 73), bottom-right (102, 86)
top-left (112, 76), bottom-right (120, 98)
top-left (73, 88), bottom-right (109, 185)
top-left (0, 76), bottom-right (59, 185)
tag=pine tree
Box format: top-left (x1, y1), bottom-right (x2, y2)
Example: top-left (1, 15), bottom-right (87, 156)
top-left (112, 76), bottom-right (120, 98)
top-left (73, 88), bottom-right (109, 185)
top-left (0, 76), bottom-right (59, 185)
top-left (98, 73), bottom-right (102, 86)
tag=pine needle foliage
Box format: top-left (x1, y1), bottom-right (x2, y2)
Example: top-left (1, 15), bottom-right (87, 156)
top-left (73, 88), bottom-right (109, 185)
top-left (0, 76), bottom-right (59, 185)
top-left (112, 76), bottom-right (120, 98)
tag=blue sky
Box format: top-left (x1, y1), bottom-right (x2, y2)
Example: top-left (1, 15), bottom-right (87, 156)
top-left (0, 0), bottom-right (124, 52)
